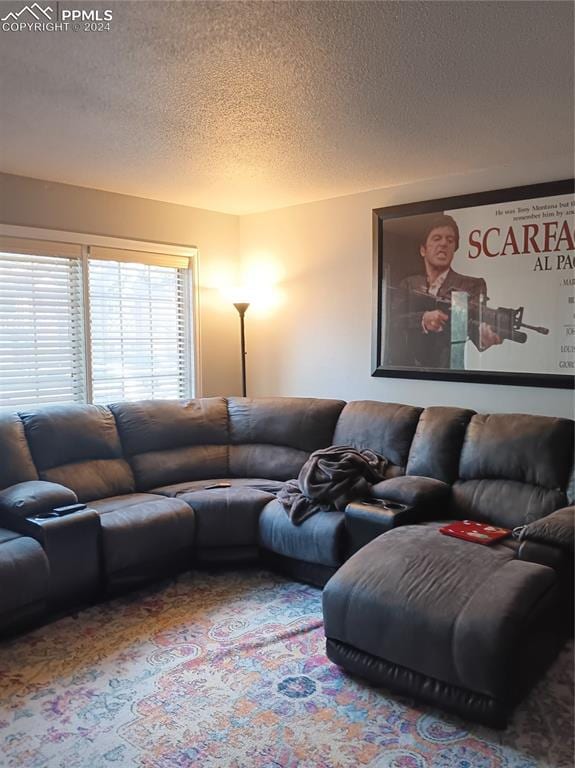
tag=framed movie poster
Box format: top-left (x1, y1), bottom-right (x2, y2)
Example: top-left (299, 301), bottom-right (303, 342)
top-left (372, 179), bottom-right (575, 389)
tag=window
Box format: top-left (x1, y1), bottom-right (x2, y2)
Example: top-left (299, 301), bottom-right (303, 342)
top-left (88, 258), bottom-right (190, 403)
top-left (0, 235), bottom-right (196, 410)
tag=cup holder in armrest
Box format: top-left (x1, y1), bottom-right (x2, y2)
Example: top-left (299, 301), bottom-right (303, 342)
top-left (368, 499), bottom-right (408, 512)
top-left (52, 503), bottom-right (88, 516)
top-left (30, 511), bottom-right (61, 520)
top-left (28, 503), bottom-right (88, 521)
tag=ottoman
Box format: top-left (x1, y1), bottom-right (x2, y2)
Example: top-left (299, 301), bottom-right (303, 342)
top-left (322, 525), bottom-right (565, 727)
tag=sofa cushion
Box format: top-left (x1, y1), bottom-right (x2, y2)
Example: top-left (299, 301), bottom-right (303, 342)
top-left (229, 444), bottom-right (309, 481)
top-left (228, 397), bottom-right (345, 451)
top-left (0, 413), bottom-right (38, 490)
top-left (110, 398), bottom-right (229, 489)
top-left (452, 479), bottom-right (568, 529)
top-left (228, 397), bottom-right (345, 480)
top-left (20, 405), bottom-right (134, 502)
top-left (259, 499), bottom-right (345, 567)
top-left (459, 413), bottom-right (573, 491)
top-left (89, 493), bottom-right (195, 577)
top-left (0, 529), bottom-right (50, 620)
top-left (152, 477), bottom-right (284, 497)
top-left (174, 487), bottom-right (275, 551)
top-left (453, 413), bottom-right (574, 527)
top-left (129, 446), bottom-right (229, 491)
top-left (406, 407), bottom-right (475, 483)
top-left (333, 401), bottom-right (422, 471)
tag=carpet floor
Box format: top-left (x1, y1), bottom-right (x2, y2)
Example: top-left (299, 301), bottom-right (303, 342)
top-left (0, 570), bottom-right (573, 768)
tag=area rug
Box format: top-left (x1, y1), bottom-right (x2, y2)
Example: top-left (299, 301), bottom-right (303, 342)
top-left (0, 570), bottom-right (573, 768)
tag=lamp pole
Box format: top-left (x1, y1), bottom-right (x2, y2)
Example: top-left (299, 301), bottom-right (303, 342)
top-left (233, 302), bottom-right (250, 397)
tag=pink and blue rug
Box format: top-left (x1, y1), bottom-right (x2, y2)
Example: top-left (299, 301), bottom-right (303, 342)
top-left (0, 570), bottom-right (572, 767)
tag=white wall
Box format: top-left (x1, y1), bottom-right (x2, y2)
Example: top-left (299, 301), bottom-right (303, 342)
top-left (0, 173), bottom-right (241, 397)
top-left (240, 159), bottom-right (574, 418)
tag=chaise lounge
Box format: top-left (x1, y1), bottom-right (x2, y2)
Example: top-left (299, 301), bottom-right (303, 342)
top-left (0, 396), bottom-right (572, 727)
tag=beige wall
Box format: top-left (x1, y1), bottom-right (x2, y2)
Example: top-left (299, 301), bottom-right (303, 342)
top-left (2, 167), bottom-right (573, 417)
top-left (239, 158), bottom-right (574, 418)
top-left (0, 173), bottom-right (241, 397)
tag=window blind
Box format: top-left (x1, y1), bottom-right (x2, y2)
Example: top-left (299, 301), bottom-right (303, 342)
top-left (88, 259), bottom-right (190, 403)
top-left (0, 249), bottom-right (85, 409)
top-left (89, 245), bottom-right (190, 269)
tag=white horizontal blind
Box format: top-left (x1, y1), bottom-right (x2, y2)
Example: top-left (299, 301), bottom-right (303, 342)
top-left (0, 249), bottom-right (85, 409)
top-left (88, 259), bottom-right (189, 403)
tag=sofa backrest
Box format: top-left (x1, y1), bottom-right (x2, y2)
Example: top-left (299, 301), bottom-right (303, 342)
top-left (228, 397), bottom-right (345, 480)
top-left (452, 413), bottom-right (574, 528)
top-left (110, 398), bottom-right (229, 490)
top-left (20, 405), bottom-right (135, 503)
top-left (333, 401), bottom-right (422, 475)
top-left (406, 406), bottom-right (475, 484)
top-left (3, 398), bottom-right (573, 526)
top-left (0, 413), bottom-right (39, 490)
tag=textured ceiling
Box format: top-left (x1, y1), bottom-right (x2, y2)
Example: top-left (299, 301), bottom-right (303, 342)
top-left (0, 0), bottom-right (573, 214)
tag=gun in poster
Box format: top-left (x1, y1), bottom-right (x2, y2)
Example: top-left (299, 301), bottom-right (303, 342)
top-left (411, 290), bottom-right (550, 344)
top-left (392, 285), bottom-right (550, 369)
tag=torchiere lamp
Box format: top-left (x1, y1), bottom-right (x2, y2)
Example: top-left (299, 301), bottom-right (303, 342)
top-left (233, 302), bottom-right (250, 397)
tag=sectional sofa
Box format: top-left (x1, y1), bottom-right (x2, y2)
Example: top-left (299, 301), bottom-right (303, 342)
top-left (0, 396), bottom-right (573, 727)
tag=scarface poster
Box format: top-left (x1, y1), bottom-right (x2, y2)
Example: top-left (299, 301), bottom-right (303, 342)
top-left (372, 180), bottom-right (574, 388)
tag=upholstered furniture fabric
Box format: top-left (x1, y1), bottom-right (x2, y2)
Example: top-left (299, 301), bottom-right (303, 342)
top-left (452, 479), bottom-right (567, 529)
top-left (0, 527), bottom-right (49, 632)
top-left (20, 405), bottom-right (135, 502)
top-left (459, 413), bottom-right (574, 490)
top-left (333, 401), bottom-right (421, 471)
top-left (173, 487), bottom-right (275, 551)
top-left (228, 397), bottom-right (345, 480)
top-left (89, 493), bottom-right (195, 583)
top-left (521, 505), bottom-right (574, 554)
top-left (0, 413), bottom-right (39, 490)
top-left (259, 499), bottom-right (345, 567)
top-left (110, 398), bottom-right (229, 490)
top-left (151, 477), bottom-right (284, 497)
top-left (451, 413), bottom-right (574, 528)
top-left (370, 475), bottom-right (449, 509)
top-left (0, 480), bottom-right (77, 520)
top-left (228, 397), bottom-right (345, 452)
top-left (323, 524), bottom-right (562, 726)
top-left (0, 393), bottom-right (572, 728)
top-left (406, 406), bottom-right (475, 483)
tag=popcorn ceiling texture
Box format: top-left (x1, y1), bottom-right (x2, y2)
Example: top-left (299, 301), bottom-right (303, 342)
top-left (0, 0), bottom-right (572, 214)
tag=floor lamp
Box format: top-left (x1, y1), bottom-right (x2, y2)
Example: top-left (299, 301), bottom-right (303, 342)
top-left (233, 302), bottom-right (250, 397)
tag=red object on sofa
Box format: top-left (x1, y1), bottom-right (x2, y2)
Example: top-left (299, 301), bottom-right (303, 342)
top-left (439, 520), bottom-right (511, 545)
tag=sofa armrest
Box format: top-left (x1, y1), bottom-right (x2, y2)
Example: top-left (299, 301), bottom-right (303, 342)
top-left (519, 506), bottom-right (574, 555)
top-left (345, 500), bottom-right (420, 555)
top-left (0, 481), bottom-right (78, 527)
top-left (370, 475), bottom-right (450, 510)
top-left (517, 539), bottom-right (569, 571)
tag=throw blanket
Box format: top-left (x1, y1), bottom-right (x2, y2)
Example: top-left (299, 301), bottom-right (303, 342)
top-left (278, 445), bottom-right (389, 525)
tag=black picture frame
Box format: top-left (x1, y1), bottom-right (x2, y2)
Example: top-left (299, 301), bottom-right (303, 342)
top-left (372, 179), bottom-right (575, 389)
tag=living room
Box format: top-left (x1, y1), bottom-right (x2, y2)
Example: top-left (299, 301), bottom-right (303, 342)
top-left (0, 1), bottom-right (573, 767)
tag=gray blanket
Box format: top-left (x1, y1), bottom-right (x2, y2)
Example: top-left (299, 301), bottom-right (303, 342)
top-left (278, 445), bottom-right (389, 525)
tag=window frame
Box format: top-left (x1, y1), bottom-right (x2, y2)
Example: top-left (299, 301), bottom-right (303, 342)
top-left (0, 224), bottom-right (201, 405)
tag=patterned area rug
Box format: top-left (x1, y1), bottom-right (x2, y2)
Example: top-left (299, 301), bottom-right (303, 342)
top-left (0, 570), bottom-right (573, 768)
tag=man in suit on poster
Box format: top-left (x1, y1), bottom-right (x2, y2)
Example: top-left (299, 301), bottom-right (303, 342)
top-left (391, 214), bottom-right (502, 369)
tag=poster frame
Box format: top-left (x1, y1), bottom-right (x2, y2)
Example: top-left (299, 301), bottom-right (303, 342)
top-left (372, 179), bottom-right (575, 389)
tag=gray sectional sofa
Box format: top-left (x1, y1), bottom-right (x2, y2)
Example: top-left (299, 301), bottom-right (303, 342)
top-left (0, 396), bottom-right (572, 727)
